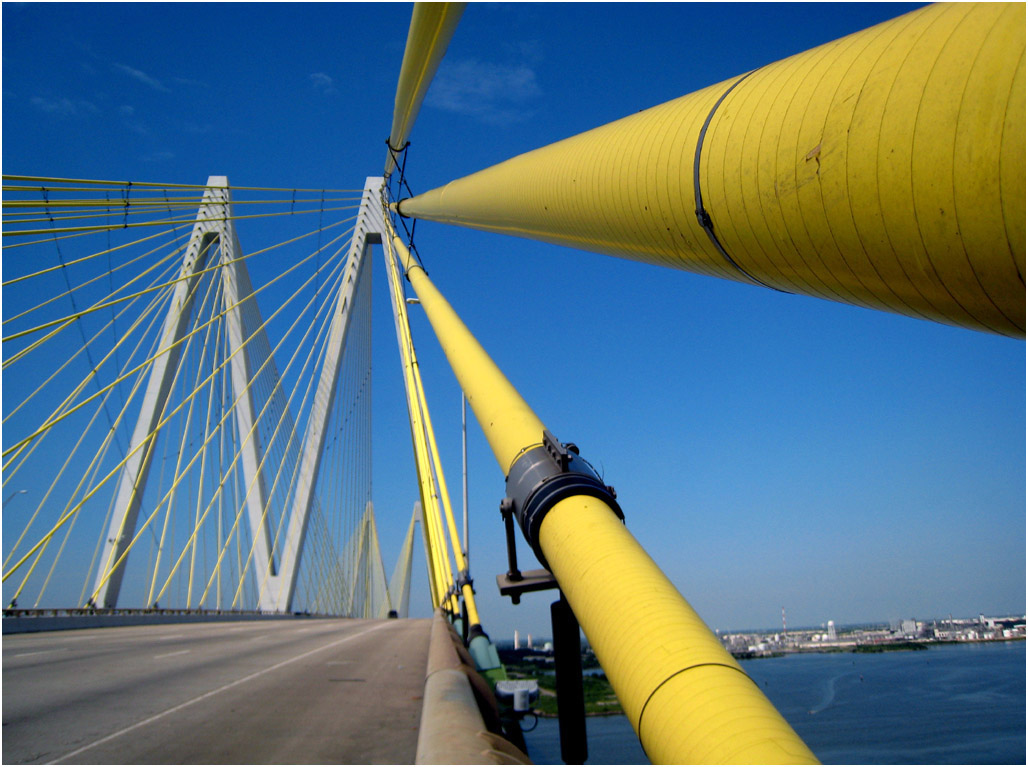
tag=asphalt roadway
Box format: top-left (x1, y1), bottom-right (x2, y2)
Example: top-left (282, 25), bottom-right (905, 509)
top-left (2, 617), bottom-right (431, 764)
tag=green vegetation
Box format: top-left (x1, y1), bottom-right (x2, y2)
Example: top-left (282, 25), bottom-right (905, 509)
top-left (530, 672), bottom-right (623, 717)
top-left (501, 649), bottom-right (623, 717)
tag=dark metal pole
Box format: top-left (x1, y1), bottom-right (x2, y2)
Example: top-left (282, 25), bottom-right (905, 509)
top-left (551, 593), bottom-right (587, 765)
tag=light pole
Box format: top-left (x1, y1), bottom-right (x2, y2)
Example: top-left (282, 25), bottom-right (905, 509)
top-left (3, 489), bottom-right (27, 509)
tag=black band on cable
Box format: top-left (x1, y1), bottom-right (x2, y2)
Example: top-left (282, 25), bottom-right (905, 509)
top-left (693, 72), bottom-right (788, 294)
top-left (636, 662), bottom-right (761, 761)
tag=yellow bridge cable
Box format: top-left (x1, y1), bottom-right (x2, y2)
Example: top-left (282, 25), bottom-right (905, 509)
top-left (176, 265), bottom-right (228, 607)
top-left (1, 272), bottom-right (179, 489)
top-left (3, 175), bottom-right (362, 193)
top-left (1, 289), bottom-right (172, 582)
top-left (383, 234), bottom-right (454, 610)
top-left (1, 219), bottom-right (354, 474)
top-left (88, 234), bottom-right (352, 605)
top-left (385, 2), bottom-right (466, 176)
top-left (144, 278), bottom-right (222, 607)
top-left (3, 292), bottom-right (170, 604)
top-left (2, 214), bottom-right (356, 346)
top-left (2, 195), bottom-right (358, 211)
top-left (2, 255), bottom-right (179, 426)
top-left (1, 198), bottom-right (361, 227)
top-left (396, 2), bottom-right (1025, 338)
top-left (91, 251), bottom-right (223, 595)
top-left (392, 232), bottom-right (818, 764)
top-left (199, 232), bottom-right (350, 609)
top-left (1, 276), bottom-right (174, 574)
top-left (220, 248), bottom-right (352, 610)
top-left (388, 235), bottom-right (461, 614)
top-left (2, 228), bottom-right (189, 287)
top-left (134, 229), bottom-right (355, 607)
top-left (383, 219), bottom-right (479, 623)
top-left (2, 239), bottom-right (183, 328)
top-left (2, 204), bottom-right (359, 238)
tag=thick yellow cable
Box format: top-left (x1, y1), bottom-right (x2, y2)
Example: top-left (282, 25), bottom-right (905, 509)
top-left (412, 357), bottom-right (481, 625)
top-left (398, 3), bottom-right (1025, 338)
top-left (393, 234), bottom-right (817, 764)
top-left (386, 2), bottom-right (466, 176)
top-left (383, 227), bottom-right (480, 619)
top-left (390, 235), bottom-right (543, 471)
top-left (384, 234), bottom-right (453, 609)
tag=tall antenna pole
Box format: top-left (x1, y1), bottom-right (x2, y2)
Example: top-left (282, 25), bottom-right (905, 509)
top-left (461, 392), bottom-right (469, 565)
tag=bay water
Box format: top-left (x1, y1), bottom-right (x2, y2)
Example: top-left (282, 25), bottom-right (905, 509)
top-left (521, 641), bottom-right (1025, 764)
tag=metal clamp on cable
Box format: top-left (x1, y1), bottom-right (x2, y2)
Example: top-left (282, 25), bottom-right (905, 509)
top-left (456, 568), bottom-right (474, 593)
top-left (502, 430), bottom-right (622, 571)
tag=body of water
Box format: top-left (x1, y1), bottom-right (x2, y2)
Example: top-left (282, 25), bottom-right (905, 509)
top-left (521, 641), bottom-right (1025, 764)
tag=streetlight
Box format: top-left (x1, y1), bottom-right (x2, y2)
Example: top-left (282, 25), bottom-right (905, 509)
top-left (3, 489), bottom-right (27, 509)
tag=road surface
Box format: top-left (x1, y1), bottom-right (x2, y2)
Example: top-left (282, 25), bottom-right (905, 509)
top-left (2, 617), bottom-right (431, 764)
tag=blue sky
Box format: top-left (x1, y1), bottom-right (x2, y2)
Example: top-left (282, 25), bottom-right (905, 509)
top-left (3, 2), bottom-right (1024, 639)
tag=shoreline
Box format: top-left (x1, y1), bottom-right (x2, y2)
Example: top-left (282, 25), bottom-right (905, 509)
top-left (734, 635), bottom-right (1025, 660)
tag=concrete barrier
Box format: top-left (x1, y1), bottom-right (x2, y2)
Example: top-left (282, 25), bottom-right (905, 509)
top-left (416, 610), bottom-right (531, 764)
top-left (2, 610), bottom-right (301, 634)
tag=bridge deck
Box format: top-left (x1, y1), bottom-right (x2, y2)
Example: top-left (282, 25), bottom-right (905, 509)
top-left (2, 617), bottom-right (431, 764)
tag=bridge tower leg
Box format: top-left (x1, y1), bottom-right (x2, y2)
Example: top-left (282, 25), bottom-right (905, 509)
top-left (91, 176), bottom-right (278, 607)
top-left (93, 176), bottom-right (384, 612)
top-left (259, 177), bottom-right (385, 613)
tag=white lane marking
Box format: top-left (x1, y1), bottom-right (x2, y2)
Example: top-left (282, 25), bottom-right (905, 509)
top-left (49, 622), bottom-right (391, 764)
top-left (325, 660), bottom-right (354, 665)
top-left (155, 634), bottom-right (184, 641)
top-left (12, 649), bottom-right (62, 658)
top-left (153, 650), bottom-right (191, 660)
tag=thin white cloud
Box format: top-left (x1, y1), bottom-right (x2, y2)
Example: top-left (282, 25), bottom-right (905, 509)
top-left (30, 96), bottom-right (99, 117)
top-left (172, 76), bottom-right (208, 88)
top-left (309, 72), bottom-right (337, 95)
top-left (141, 150), bottom-right (175, 162)
top-left (426, 59), bottom-right (541, 126)
top-left (114, 63), bottom-right (171, 93)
